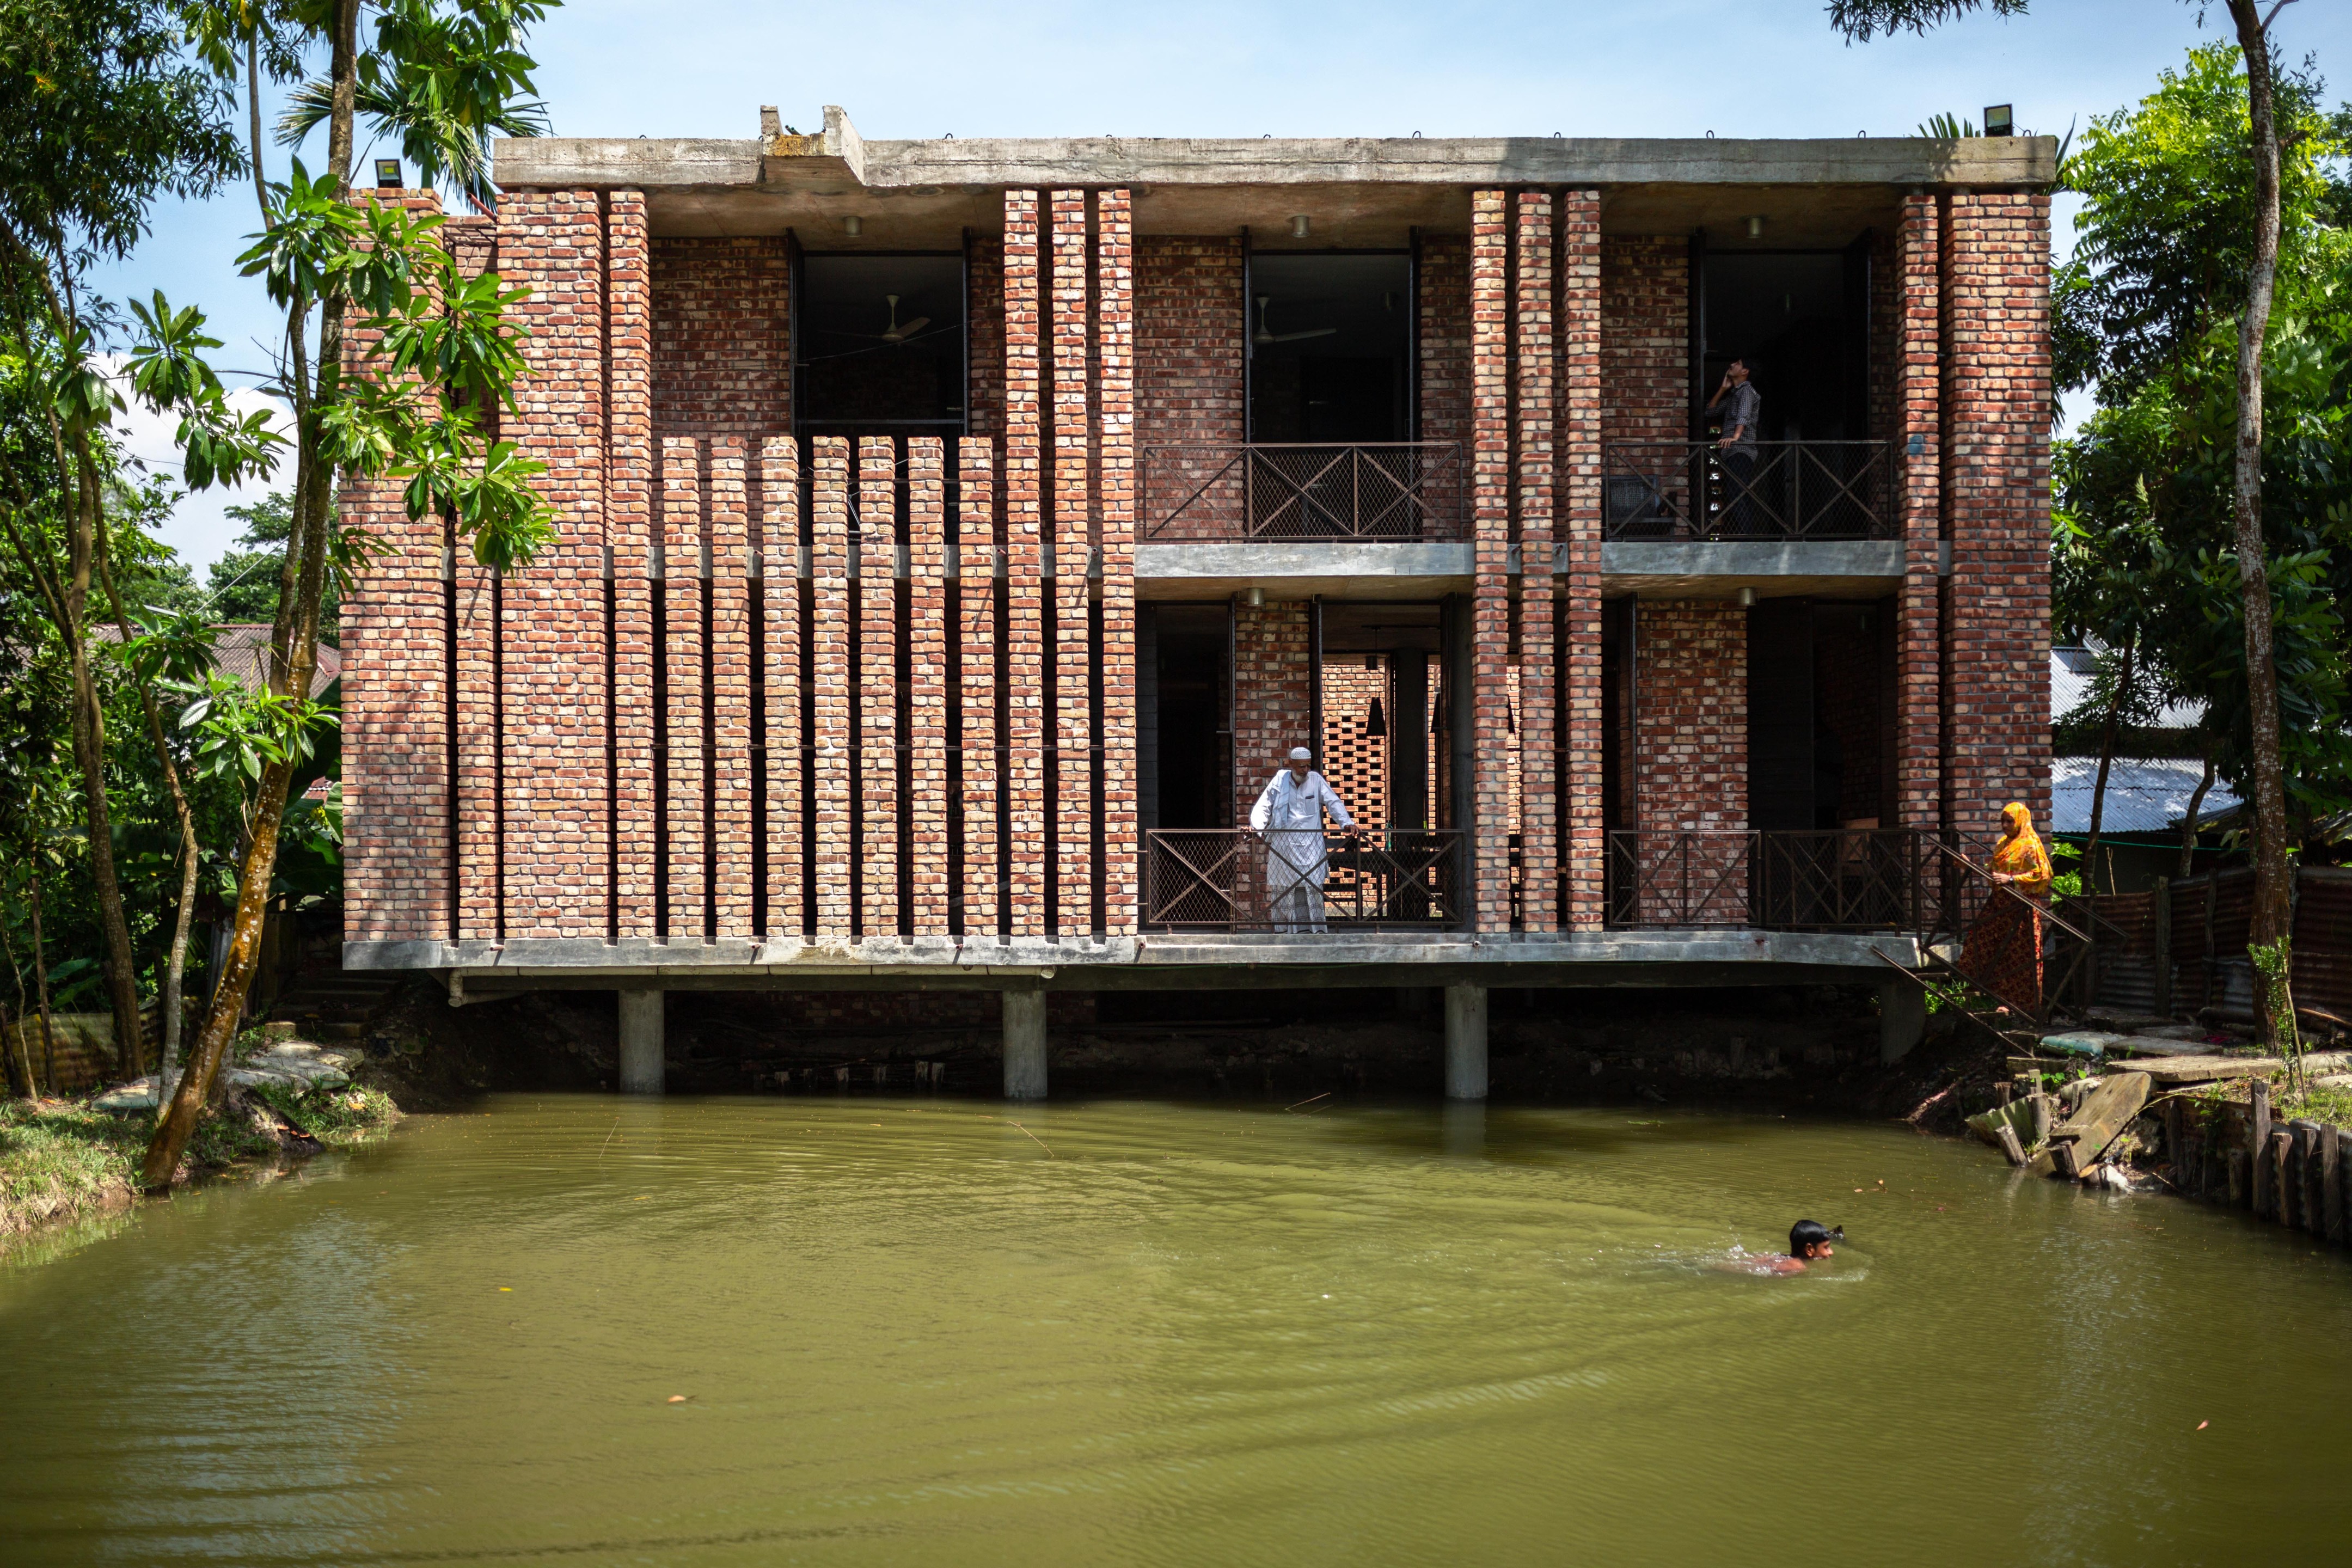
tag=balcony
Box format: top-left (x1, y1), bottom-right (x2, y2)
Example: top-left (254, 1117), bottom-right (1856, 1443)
top-left (1603, 441), bottom-right (1898, 542)
top-left (1143, 829), bottom-right (1467, 932)
top-left (1143, 443), bottom-right (1465, 543)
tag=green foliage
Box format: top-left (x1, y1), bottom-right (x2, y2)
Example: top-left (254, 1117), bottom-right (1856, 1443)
top-left (243, 1079), bottom-right (399, 1144)
top-left (1827, 0), bottom-right (2029, 42)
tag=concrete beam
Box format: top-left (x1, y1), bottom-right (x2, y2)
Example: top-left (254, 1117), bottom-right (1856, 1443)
top-left (1002, 990), bottom-right (1048, 1100)
top-left (617, 990), bottom-right (665, 1095)
top-left (498, 128), bottom-right (2055, 193)
top-left (1136, 541), bottom-right (1471, 601)
top-left (1600, 540), bottom-right (1905, 599)
top-left (1445, 984), bottom-right (1488, 1100)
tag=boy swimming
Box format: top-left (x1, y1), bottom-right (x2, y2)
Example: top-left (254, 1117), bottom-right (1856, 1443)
top-left (1717, 1220), bottom-right (1843, 1276)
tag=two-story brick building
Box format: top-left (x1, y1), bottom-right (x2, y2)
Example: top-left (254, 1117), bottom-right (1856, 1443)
top-left (340, 108), bottom-right (2056, 1096)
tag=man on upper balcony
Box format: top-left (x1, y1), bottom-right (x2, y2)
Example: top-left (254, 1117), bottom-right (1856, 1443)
top-left (1251, 746), bottom-right (1356, 934)
top-left (1706, 358), bottom-right (1762, 537)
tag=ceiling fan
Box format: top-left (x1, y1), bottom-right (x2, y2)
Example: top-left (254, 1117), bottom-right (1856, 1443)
top-left (1254, 295), bottom-right (1336, 345)
top-left (847, 293), bottom-right (930, 344)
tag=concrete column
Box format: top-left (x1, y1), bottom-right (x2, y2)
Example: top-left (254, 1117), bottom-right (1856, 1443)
top-left (617, 990), bottom-right (665, 1094)
top-left (1003, 989), bottom-right (1048, 1100)
top-left (1880, 978), bottom-right (1927, 1064)
top-left (1444, 983), bottom-right (1488, 1100)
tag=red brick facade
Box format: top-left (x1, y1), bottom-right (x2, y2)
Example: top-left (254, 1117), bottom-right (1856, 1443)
top-left (342, 172), bottom-right (2051, 952)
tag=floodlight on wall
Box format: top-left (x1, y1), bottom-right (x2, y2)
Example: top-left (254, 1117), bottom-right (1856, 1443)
top-left (1290, 215), bottom-right (1310, 239)
top-left (1737, 586), bottom-right (1757, 608)
top-left (1984, 103), bottom-right (2014, 137)
top-left (1745, 215), bottom-right (1764, 239)
top-left (842, 215), bottom-right (862, 236)
top-left (1245, 586), bottom-right (1265, 608)
top-left (375, 159), bottom-right (403, 188)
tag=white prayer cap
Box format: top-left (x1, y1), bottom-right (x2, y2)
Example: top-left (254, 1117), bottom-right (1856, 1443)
top-left (1289, 747), bottom-right (1312, 761)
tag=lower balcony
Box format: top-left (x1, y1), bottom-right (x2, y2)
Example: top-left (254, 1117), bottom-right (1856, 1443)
top-left (1143, 829), bottom-right (1468, 932)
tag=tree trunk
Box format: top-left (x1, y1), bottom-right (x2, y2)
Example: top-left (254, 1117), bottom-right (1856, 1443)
top-left (2178, 743), bottom-right (2215, 880)
top-left (62, 558), bottom-right (146, 1080)
top-left (2224, 0), bottom-right (2294, 1044)
top-left (31, 873), bottom-right (56, 1094)
top-left (2081, 637), bottom-right (2134, 896)
top-left (143, 0), bottom-right (363, 1190)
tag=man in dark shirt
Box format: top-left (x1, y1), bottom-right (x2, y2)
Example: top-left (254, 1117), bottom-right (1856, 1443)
top-left (1706, 358), bottom-right (1762, 536)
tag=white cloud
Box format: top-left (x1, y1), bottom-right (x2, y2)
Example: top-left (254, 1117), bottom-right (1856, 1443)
top-left (100, 355), bottom-right (291, 575)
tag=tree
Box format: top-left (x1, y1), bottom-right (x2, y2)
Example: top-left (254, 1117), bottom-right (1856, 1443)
top-left (206, 489), bottom-right (347, 638)
top-left (0, 0), bottom-right (250, 1076)
top-left (142, 0), bottom-right (558, 1189)
top-left (1833, 0), bottom-right (2321, 1042)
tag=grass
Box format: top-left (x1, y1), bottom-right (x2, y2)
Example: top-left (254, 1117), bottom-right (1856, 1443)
top-left (2, 1079), bottom-right (402, 1244)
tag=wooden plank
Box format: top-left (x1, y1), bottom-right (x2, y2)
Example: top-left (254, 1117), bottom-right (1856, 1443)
top-left (2296, 1120), bottom-right (2326, 1237)
top-left (1995, 1124), bottom-right (2028, 1167)
top-left (2327, 1125), bottom-right (2347, 1246)
top-left (2120, 1051), bottom-right (2352, 1086)
top-left (2283, 1124), bottom-right (2308, 1231)
top-left (2049, 1070), bottom-right (2151, 1179)
top-left (2268, 1130), bottom-right (2293, 1226)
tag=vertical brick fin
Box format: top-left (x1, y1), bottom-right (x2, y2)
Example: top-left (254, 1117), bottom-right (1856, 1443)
top-left (1945, 192), bottom-right (2053, 845)
top-left (907, 437), bottom-right (951, 935)
top-left (1050, 189), bottom-right (1093, 934)
top-left (341, 188), bottom-right (450, 948)
top-left (1897, 193), bottom-right (1944, 830)
top-left (1638, 603), bottom-right (1749, 830)
top-left (607, 191), bottom-right (657, 941)
top-left (453, 561), bottom-right (499, 941)
top-left (660, 437), bottom-right (708, 940)
top-left (958, 438), bottom-right (1001, 938)
top-left (1469, 189), bottom-right (1512, 934)
top-left (708, 439), bottom-right (754, 936)
top-left (1097, 190), bottom-right (1139, 934)
top-left (858, 436), bottom-right (901, 941)
top-left (1557, 191), bottom-right (1607, 929)
top-left (495, 189), bottom-right (608, 941)
top-left (1514, 192), bottom-right (1558, 935)
top-left (1003, 191), bottom-right (1048, 938)
top-left (759, 438), bottom-right (803, 935)
top-left (810, 438), bottom-right (854, 940)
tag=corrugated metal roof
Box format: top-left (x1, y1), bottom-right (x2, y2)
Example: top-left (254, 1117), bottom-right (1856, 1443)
top-left (2050, 646), bottom-right (2204, 730)
top-left (2050, 756), bottom-right (2238, 836)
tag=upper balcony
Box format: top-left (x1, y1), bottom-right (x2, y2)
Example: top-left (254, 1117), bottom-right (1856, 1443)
top-left (1143, 442), bottom-right (1466, 543)
top-left (1604, 439), bottom-right (1899, 542)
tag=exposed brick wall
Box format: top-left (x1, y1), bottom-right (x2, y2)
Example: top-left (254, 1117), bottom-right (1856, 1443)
top-left (1557, 191), bottom-right (1606, 930)
top-left (1896, 194), bottom-right (1941, 829)
top-left (857, 437), bottom-right (899, 939)
top-left (1050, 192), bottom-right (1093, 934)
top-left (1231, 601), bottom-right (1311, 824)
top-left (908, 437), bottom-right (951, 934)
top-left (1002, 192), bottom-right (1047, 935)
top-left (1097, 191), bottom-right (1140, 935)
top-left (957, 439), bottom-right (1000, 935)
top-left (1320, 660), bottom-right (1389, 829)
top-left (809, 438), bottom-right (853, 939)
top-left (1418, 234), bottom-right (1471, 537)
top-left (1136, 236), bottom-right (1244, 541)
top-left (1469, 192), bottom-right (1511, 932)
top-left (651, 237), bottom-right (788, 438)
top-left (1516, 192), bottom-right (1558, 934)
top-left (1637, 602), bottom-right (1747, 831)
top-left (1944, 192), bottom-right (2052, 848)
top-left (1600, 236), bottom-right (1687, 450)
top-left (708, 440), bottom-right (754, 937)
top-left (758, 438), bottom-right (803, 935)
top-left (1867, 223), bottom-right (1898, 443)
top-left (608, 193), bottom-right (658, 940)
top-left (967, 237), bottom-right (1006, 439)
top-left (659, 438), bottom-right (708, 939)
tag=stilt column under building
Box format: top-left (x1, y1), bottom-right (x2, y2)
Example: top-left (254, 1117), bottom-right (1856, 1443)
top-left (1444, 983), bottom-right (1488, 1100)
top-left (617, 990), bottom-right (665, 1095)
top-left (1003, 990), bottom-right (1049, 1100)
top-left (1879, 978), bottom-right (1927, 1064)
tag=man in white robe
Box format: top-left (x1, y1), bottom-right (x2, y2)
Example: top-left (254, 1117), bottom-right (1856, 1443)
top-left (1249, 746), bottom-right (1355, 933)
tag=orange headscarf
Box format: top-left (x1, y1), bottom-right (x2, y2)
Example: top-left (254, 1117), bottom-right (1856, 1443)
top-left (1988, 802), bottom-right (2052, 888)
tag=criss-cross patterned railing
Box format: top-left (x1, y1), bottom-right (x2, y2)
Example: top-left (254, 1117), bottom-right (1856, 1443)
top-left (1602, 440), bottom-right (1897, 541)
top-left (1142, 443), bottom-right (1466, 542)
top-left (1143, 830), bottom-right (1467, 931)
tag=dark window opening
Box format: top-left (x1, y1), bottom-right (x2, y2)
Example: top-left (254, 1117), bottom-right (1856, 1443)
top-left (795, 253), bottom-right (966, 437)
top-left (1698, 248), bottom-right (1871, 443)
top-left (1246, 253), bottom-right (1411, 443)
top-left (1152, 604), bottom-right (1232, 829)
top-left (1747, 597), bottom-right (1896, 832)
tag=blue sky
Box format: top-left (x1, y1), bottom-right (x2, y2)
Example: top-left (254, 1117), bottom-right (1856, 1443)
top-left (97, 0), bottom-right (2352, 572)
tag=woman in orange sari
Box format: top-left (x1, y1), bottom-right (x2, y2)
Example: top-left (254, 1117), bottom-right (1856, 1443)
top-left (1959, 803), bottom-right (2054, 1014)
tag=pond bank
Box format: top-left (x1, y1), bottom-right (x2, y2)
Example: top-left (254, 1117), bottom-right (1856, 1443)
top-left (0, 1076), bottom-right (401, 1248)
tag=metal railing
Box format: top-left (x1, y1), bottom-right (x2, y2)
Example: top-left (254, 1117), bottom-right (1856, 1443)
top-left (1143, 829), bottom-right (1467, 932)
top-left (1602, 440), bottom-right (1897, 541)
top-left (1142, 442), bottom-right (1465, 542)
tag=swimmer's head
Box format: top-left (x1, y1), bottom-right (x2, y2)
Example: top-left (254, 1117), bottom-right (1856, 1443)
top-left (1790, 1220), bottom-right (1842, 1259)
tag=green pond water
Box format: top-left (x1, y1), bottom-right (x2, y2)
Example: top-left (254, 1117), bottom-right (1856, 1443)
top-left (5, 1094), bottom-right (2352, 1566)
